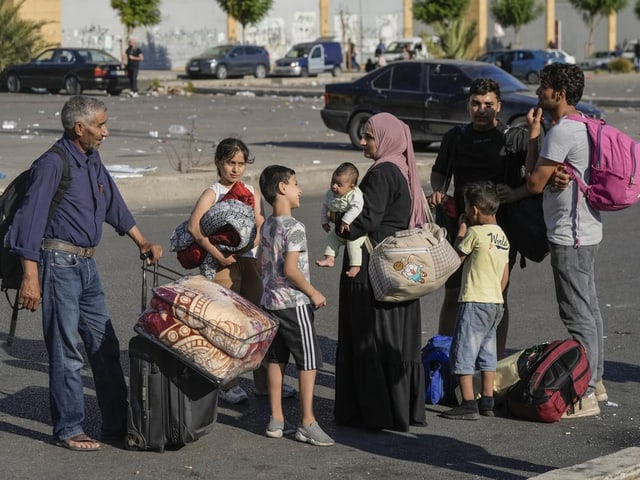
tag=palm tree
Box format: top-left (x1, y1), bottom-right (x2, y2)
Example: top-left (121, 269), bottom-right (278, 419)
top-left (0, 0), bottom-right (48, 71)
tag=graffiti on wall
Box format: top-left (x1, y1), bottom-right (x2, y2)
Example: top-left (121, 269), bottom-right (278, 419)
top-left (62, 11), bottom-right (403, 70)
top-left (64, 25), bottom-right (121, 55)
top-left (332, 13), bottom-right (401, 64)
top-left (377, 14), bottom-right (399, 48)
top-left (246, 18), bottom-right (287, 60)
top-left (291, 11), bottom-right (317, 44)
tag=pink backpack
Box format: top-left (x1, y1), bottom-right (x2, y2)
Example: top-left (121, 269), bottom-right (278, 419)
top-left (566, 114), bottom-right (640, 211)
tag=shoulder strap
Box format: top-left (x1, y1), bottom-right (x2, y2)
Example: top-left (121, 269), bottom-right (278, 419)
top-left (45, 145), bottom-right (72, 222)
top-left (502, 124), bottom-right (513, 155)
top-left (442, 125), bottom-right (467, 192)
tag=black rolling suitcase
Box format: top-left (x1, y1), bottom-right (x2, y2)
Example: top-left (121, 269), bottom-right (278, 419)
top-left (125, 257), bottom-right (218, 452)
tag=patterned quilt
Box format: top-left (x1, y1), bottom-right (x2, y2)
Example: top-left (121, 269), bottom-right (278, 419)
top-left (136, 310), bottom-right (270, 384)
top-left (136, 275), bottom-right (279, 383)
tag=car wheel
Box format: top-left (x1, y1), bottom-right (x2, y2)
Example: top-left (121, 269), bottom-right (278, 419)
top-left (254, 64), bottom-right (267, 79)
top-left (526, 71), bottom-right (540, 84)
top-left (348, 112), bottom-right (372, 149)
top-left (300, 66), bottom-right (309, 77)
top-left (7, 73), bottom-right (21, 93)
top-left (65, 76), bottom-right (82, 95)
top-left (216, 64), bottom-right (228, 80)
top-left (331, 65), bottom-right (342, 77)
top-left (107, 89), bottom-right (122, 96)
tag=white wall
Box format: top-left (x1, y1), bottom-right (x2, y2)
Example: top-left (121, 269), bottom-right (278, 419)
top-left (60, 0), bottom-right (640, 69)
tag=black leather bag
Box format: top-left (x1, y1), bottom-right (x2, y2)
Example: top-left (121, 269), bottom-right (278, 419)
top-left (504, 194), bottom-right (549, 264)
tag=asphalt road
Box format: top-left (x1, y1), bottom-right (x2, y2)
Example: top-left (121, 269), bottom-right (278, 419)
top-left (1, 196), bottom-right (639, 480)
top-left (0, 84), bottom-right (639, 479)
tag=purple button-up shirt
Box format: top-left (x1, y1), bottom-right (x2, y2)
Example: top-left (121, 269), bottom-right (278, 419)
top-left (9, 136), bottom-right (136, 262)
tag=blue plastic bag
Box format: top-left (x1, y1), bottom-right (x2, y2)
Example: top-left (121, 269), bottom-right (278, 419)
top-left (421, 335), bottom-right (453, 404)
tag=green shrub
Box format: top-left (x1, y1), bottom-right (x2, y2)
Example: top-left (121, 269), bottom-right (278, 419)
top-left (607, 57), bottom-right (634, 73)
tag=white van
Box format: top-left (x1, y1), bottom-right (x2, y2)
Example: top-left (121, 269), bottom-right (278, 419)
top-left (622, 40), bottom-right (638, 60)
top-left (381, 37), bottom-right (427, 63)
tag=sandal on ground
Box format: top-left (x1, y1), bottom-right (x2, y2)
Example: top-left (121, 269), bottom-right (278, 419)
top-left (54, 433), bottom-right (101, 451)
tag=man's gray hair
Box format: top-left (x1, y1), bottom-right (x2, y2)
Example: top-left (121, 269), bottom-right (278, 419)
top-left (61, 96), bottom-right (107, 132)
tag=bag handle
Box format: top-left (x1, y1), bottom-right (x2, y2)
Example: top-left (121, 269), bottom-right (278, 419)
top-left (365, 193), bottom-right (434, 253)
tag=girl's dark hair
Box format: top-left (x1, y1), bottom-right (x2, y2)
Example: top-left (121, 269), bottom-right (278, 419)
top-left (540, 63), bottom-right (584, 106)
top-left (214, 138), bottom-right (254, 175)
top-left (463, 181), bottom-right (500, 215)
top-left (259, 165), bottom-right (296, 205)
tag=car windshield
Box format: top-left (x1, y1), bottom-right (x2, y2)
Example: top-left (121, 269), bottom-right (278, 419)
top-left (459, 64), bottom-right (529, 93)
top-left (285, 45), bottom-right (310, 58)
top-left (386, 42), bottom-right (410, 53)
top-left (201, 46), bottom-right (233, 57)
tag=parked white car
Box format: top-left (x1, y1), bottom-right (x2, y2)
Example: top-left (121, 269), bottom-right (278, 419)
top-left (381, 37), bottom-right (428, 62)
top-left (579, 51), bottom-right (619, 70)
top-left (546, 49), bottom-right (576, 64)
top-left (622, 40), bottom-right (638, 60)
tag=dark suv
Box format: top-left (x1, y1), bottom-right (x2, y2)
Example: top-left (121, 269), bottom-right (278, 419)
top-left (185, 44), bottom-right (270, 79)
top-left (477, 49), bottom-right (555, 84)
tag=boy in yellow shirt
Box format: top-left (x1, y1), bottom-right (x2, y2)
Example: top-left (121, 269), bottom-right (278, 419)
top-left (442, 181), bottom-right (510, 420)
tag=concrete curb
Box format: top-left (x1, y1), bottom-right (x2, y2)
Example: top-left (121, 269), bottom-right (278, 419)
top-left (138, 70), bottom-right (639, 107)
top-left (529, 447), bottom-right (640, 480)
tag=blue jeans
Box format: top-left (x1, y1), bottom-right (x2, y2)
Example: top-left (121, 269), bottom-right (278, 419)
top-left (40, 249), bottom-right (128, 441)
top-left (549, 242), bottom-right (603, 391)
top-left (451, 302), bottom-right (504, 375)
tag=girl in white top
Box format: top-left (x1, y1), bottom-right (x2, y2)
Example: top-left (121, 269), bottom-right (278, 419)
top-left (187, 138), bottom-right (269, 404)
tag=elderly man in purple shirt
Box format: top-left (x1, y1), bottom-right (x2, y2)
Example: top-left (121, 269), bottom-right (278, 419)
top-left (8, 95), bottom-right (163, 452)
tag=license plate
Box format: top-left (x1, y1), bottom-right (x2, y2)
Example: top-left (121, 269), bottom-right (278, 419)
top-left (188, 66), bottom-right (200, 71)
top-left (113, 70), bottom-right (125, 76)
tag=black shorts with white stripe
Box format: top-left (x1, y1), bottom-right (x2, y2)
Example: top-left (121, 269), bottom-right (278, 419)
top-left (265, 304), bottom-right (322, 370)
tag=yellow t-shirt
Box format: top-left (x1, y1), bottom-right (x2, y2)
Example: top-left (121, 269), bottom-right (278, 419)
top-left (457, 224), bottom-right (509, 304)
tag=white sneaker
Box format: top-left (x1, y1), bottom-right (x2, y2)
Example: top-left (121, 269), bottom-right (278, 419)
top-left (219, 385), bottom-right (249, 404)
top-left (595, 380), bottom-right (608, 402)
top-left (295, 421), bottom-right (335, 447)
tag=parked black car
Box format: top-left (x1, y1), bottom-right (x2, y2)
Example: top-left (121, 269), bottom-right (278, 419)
top-left (1, 47), bottom-right (129, 95)
top-left (185, 44), bottom-right (270, 79)
top-left (320, 60), bottom-right (602, 149)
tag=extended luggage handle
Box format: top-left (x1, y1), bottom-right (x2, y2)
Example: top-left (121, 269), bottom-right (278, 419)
top-left (140, 252), bottom-right (184, 313)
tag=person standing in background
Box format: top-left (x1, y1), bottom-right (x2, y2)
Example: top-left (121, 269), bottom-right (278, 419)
top-left (124, 38), bottom-right (143, 97)
top-left (526, 63), bottom-right (606, 417)
top-left (428, 78), bottom-right (533, 360)
top-left (348, 39), bottom-right (359, 71)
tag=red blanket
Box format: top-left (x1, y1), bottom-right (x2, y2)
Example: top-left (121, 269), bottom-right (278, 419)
top-left (178, 181), bottom-right (255, 269)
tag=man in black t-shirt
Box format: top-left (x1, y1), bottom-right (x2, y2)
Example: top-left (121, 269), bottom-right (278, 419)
top-left (428, 78), bottom-right (534, 359)
top-left (124, 37), bottom-right (144, 97)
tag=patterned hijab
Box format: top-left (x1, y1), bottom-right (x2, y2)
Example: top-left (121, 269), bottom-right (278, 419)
top-left (367, 113), bottom-right (426, 228)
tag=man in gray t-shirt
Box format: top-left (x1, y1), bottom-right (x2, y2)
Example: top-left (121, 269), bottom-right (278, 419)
top-left (526, 63), bottom-right (604, 419)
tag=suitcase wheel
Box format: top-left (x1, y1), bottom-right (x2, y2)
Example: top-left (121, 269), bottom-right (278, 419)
top-left (125, 430), bottom-right (145, 451)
